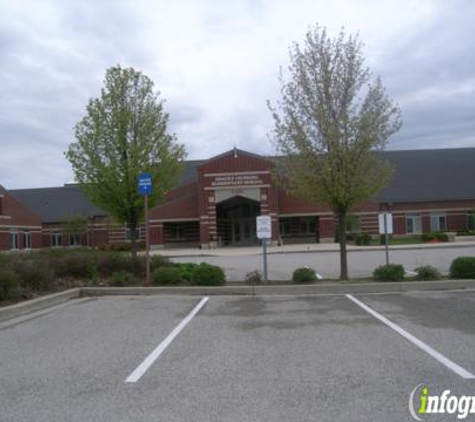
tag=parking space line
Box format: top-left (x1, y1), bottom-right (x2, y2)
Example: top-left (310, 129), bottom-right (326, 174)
top-left (346, 294), bottom-right (475, 379)
top-left (125, 296), bottom-right (209, 383)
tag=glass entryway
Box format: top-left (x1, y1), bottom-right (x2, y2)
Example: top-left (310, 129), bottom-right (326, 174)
top-left (216, 196), bottom-right (260, 246)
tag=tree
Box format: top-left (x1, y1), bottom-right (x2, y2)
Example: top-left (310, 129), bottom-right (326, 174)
top-left (268, 26), bottom-right (402, 280)
top-left (67, 65), bottom-right (186, 256)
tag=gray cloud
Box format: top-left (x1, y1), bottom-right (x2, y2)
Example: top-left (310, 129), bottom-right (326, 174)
top-left (0, 0), bottom-right (474, 188)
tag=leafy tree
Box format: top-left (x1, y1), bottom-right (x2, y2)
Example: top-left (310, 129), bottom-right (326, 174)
top-left (269, 26), bottom-right (402, 279)
top-left (67, 65), bottom-right (186, 255)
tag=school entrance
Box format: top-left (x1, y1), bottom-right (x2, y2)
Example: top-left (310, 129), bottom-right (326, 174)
top-left (216, 196), bottom-right (261, 246)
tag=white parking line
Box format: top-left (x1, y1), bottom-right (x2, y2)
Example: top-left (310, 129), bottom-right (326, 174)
top-left (346, 294), bottom-right (475, 379)
top-left (125, 296), bottom-right (209, 383)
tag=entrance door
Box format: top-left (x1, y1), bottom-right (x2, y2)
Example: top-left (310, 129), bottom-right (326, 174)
top-left (231, 219), bottom-right (257, 246)
top-left (216, 196), bottom-right (260, 246)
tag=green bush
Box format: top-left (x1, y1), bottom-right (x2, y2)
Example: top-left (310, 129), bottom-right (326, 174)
top-left (245, 270), bottom-right (262, 284)
top-left (173, 263), bottom-right (198, 283)
top-left (414, 265), bottom-right (442, 281)
top-left (0, 270), bottom-right (20, 301)
top-left (450, 257), bottom-right (475, 279)
top-left (152, 266), bottom-right (182, 285)
top-left (150, 255), bottom-right (170, 272)
top-left (292, 267), bottom-right (317, 283)
top-left (355, 233), bottom-right (371, 246)
top-left (456, 230), bottom-right (475, 236)
top-left (192, 263), bottom-right (226, 286)
top-left (422, 232), bottom-right (448, 242)
top-left (373, 264), bottom-right (405, 282)
top-left (109, 270), bottom-right (137, 286)
top-left (99, 242), bottom-right (146, 252)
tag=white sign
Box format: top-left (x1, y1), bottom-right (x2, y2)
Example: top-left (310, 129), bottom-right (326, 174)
top-left (378, 212), bottom-right (393, 234)
top-left (256, 215), bottom-right (272, 239)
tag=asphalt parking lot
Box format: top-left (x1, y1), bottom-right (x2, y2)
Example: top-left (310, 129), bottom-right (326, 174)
top-left (1, 290), bottom-right (475, 421)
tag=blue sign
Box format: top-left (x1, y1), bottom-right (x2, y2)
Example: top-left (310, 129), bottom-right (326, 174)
top-left (138, 172), bottom-right (153, 196)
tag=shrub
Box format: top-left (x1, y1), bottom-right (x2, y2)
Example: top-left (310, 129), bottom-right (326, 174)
top-left (414, 265), bottom-right (442, 281)
top-left (99, 242), bottom-right (146, 252)
top-left (373, 264), bottom-right (405, 282)
top-left (450, 257), bottom-right (475, 279)
top-left (109, 270), bottom-right (137, 286)
top-left (150, 255), bottom-right (170, 272)
top-left (0, 270), bottom-right (20, 301)
top-left (12, 258), bottom-right (53, 291)
top-left (355, 233), bottom-right (371, 246)
top-left (95, 252), bottom-right (144, 277)
top-left (245, 270), bottom-right (263, 284)
top-left (422, 232), bottom-right (448, 242)
top-left (173, 263), bottom-right (198, 283)
top-left (292, 267), bottom-right (317, 283)
top-left (52, 252), bottom-right (95, 279)
top-left (192, 263), bottom-right (226, 286)
top-left (152, 266), bottom-right (182, 285)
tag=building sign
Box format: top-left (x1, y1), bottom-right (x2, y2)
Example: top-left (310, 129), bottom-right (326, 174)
top-left (256, 215), bottom-right (272, 239)
top-left (211, 174), bottom-right (264, 187)
top-left (378, 212), bottom-right (393, 234)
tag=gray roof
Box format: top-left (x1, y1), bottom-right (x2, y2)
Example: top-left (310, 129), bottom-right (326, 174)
top-left (377, 147), bottom-right (475, 203)
top-left (8, 148), bottom-right (475, 223)
top-left (181, 159), bottom-right (203, 185)
top-left (10, 185), bottom-right (106, 223)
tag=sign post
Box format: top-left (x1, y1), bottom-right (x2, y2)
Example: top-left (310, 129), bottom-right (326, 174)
top-left (378, 212), bottom-right (393, 266)
top-left (138, 172), bottom-right (153, 286)
top-left (256, 215), bottom-right (272, 282)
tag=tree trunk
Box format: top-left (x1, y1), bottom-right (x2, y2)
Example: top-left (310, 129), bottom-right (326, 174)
top-left (337, 212), bottom-right (349, 280)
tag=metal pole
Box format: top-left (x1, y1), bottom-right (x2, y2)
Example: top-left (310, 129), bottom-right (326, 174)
top-left (263, 238), bottom-right (268, 282)
top-left (145, 194), bottom-right (150, 286)
top-left (384, 212), bottom-right (389, 265)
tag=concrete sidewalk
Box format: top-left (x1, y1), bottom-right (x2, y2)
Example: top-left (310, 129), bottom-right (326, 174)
top-left (152, 239), bottom-right (475, 258)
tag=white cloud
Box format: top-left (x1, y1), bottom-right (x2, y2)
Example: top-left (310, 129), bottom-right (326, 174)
top-left (0, 0), bottom-right (474, 187)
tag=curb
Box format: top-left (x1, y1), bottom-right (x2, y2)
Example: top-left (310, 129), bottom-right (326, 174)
top-left (82, 280), bottom-right (475, 297)
top-left (2, 280), bottom-right (475, 323)
top-left (81, 286), bottom-right (251, 297)
top-left (0, 288), bottom-right (81, 323)
top-left (160, 242), bottom-right (475, 259)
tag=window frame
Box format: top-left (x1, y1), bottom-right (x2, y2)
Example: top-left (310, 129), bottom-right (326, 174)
top-left (406, 213), bottom-right (422, 234)
top-left (430, 213), bottom-right (447, 232)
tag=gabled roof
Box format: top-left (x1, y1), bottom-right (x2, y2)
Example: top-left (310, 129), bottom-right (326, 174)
top-left (198, 148), bottom-right (274, 167)
top-left (10, 185), bottom-right (106, 223)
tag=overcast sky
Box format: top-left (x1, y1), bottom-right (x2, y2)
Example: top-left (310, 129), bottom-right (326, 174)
top-left (1, 0), bottom-right (474, 189)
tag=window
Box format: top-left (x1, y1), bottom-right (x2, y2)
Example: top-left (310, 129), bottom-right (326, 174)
top-left (69, 233), bottom-right (81, 247)
top-left (169, 224), bottom-right (186, 240)
top-left (279, 218), bottom-right (292, 236)
top-left (23, 231), bottom-right (31, 249)
top-left (125, 227), bottom-right (139, 241)
top-left (300, 217), bottom-right (317, 235)
top-left (406, 214), bottom-right (422, 234)
top-left (51, 232), bottom-right (63, 247)
top-left (430, 213), bottom-right (446, 232)
top-left (10, 230), bottom-right (18, 250)
top-left (469, 212), bottom-right (475, 231)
